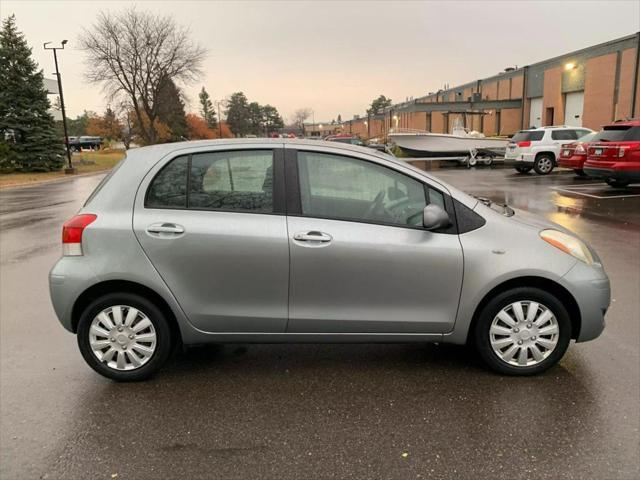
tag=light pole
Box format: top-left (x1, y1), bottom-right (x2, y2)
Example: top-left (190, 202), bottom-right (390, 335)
top-left (44, 40), bottom-right (74, 174)
top-left (215, 99), bottom-right (228, 137)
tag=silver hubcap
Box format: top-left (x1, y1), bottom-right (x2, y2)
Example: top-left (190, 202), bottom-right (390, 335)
top-left (538, 158), bottom-right (552, 173)
top-left (489, 301), bottom-right (559, 367)
top-left (89, 305), bottom-right (157, 371)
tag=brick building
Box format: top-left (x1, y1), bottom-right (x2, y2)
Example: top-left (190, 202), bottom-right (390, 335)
top-left (341, 33), bottom-right (640, 141)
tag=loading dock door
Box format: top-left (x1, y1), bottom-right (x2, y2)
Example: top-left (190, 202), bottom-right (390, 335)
top-left (565, 92), bottom-right (584, 127)
top-left (529, 97), bottom-right (543, 128)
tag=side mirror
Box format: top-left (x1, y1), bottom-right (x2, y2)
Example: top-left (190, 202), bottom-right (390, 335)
top-left (423, 204), bottom-right (451, 231)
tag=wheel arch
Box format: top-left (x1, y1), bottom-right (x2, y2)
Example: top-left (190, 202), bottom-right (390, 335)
top-left (466, 275), bottom-right (581, 344)
top-left (71, 280), bottom-right (182, 345)
top-left (535, 151), bottom-right (557, 164)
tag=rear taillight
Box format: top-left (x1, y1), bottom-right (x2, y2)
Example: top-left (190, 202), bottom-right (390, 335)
top-left (618, 143), bottom-right (640, 158)
top-left (517, 141), bottom-right (531, 148)
top-left (575, 144), bottom-right (586, 154)
top-left (62, 214), bottom-right (97, 256)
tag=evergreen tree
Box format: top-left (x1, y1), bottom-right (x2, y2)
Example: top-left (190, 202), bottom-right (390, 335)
top-left (225, 92), bottom-right (250, 137)
top-left (198, 87), bottom-right (217, 129)
top-left (157, 78), bottom-right (188, 142)
top-left (0, 15), bottom-right (63, 172)
top-left (262, 105), bottom-right (283, 135)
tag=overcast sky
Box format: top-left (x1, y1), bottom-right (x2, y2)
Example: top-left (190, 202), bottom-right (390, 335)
top-left (2, 0), bottom-right (639, 122)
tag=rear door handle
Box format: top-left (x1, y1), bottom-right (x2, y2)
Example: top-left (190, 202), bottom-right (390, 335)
top-left (293, 231), bottom-right (332, 242)
top-left (146, 223), bottom-right (185, 235)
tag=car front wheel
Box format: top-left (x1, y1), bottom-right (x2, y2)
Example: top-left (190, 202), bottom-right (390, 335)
top-left (474, 287), bottom-right (571, 375)
top-left (77, 292), bottom-right (173, 381)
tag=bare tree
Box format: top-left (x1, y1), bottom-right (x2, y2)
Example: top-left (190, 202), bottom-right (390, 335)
top-left (292, 108), bottom-right (313, 129)
top-left (79, 8), bottom-right (206, 144)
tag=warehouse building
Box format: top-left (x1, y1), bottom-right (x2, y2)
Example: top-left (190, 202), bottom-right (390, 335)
top-left (326, 32), bottom-right (640, 141)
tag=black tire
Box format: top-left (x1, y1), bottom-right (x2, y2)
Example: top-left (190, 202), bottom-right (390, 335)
top-left (77, 292), bottom-right (173, 381)
top-left (573, 169), bottom-right (586, 177)
top-left (473, 287), bottom-right (572, 376)
top-left (514, 166), bottom-right (532, 174)
top-left (533, 154), bottom-right (555, 175)
top-left (605, 178), bottom-right (630, 188)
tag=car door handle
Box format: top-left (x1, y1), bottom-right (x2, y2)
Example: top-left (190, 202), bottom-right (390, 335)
top-left (293, 231), bottom-right (332, 242)
top-left (146, 223), bottom-right (185, 235)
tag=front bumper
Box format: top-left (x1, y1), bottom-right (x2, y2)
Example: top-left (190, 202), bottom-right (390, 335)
top-left (561, 260), bottom-right (610, 342)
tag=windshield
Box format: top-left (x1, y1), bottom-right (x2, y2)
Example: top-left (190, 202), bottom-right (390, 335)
top-left (591, 126), bottom-right (631, 142)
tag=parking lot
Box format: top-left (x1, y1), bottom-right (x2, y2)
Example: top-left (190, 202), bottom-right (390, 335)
top-left (1, 166), bottom-right (638, 480)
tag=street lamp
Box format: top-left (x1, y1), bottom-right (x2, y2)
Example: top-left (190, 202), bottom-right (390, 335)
top-left (44, 40), bottom-right (74, 174)
top-left (214, 99), bottom-right (228, 137)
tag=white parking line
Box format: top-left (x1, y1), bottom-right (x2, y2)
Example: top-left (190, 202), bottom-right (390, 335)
top-left (553, 186), bottom-right (640, 199)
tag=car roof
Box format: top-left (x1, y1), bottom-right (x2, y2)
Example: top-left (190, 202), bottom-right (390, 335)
top-left (605, 119), bottom-right (640, 127)
top-left (125, 137), bottom-right (384, 158)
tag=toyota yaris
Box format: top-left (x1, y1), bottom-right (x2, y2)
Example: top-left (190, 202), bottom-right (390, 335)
top-left (49, 139), bottom-right (610, 381)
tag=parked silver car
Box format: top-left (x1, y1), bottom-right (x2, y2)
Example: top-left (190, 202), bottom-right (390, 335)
top-left (49, 139), bottom-right (610, 381)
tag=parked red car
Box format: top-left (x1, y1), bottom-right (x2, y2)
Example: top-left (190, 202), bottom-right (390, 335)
top-left (558, 132), bottom-right (597, 176)
top-left (584, 119), bottom-right (640, 187)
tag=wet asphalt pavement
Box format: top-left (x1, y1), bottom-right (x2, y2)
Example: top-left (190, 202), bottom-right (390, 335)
top-left (1, 166), bottom-right (639, 479)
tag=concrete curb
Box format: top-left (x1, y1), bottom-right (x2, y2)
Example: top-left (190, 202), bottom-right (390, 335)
top-left (0, 170), bottom-right (110, 191)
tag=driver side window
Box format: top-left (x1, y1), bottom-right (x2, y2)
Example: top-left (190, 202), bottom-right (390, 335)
top-left (297, 151), bottom-right (427, 227)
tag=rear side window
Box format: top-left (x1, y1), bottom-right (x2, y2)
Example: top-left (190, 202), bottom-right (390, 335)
top-left (189, 151), bottom-right (273, 212)
top-left (551, 130), bottom-right (578, 140)
top-left (511, 130), bottom-right (544, 142)
top-left (145, 150), bottom-right (274, 213)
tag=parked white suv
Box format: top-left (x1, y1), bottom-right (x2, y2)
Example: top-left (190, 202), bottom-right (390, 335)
top-left (506, 126), bottom-right (594, 175)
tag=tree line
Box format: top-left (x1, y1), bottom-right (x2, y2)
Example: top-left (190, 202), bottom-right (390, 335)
top-left (0, 10), bottom-right (286, 173)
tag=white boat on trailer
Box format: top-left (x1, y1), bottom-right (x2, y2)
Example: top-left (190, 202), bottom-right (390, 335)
top-left (388, 121), bottom-right (508, 165)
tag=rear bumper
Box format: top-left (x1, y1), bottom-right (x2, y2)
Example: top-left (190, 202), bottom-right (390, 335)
top-left (504, 153), bottom-right (535, 166)
top-left (583, 163), bottom-right (640, 182)
top-left (561, 261), bottom-right (610, 343)
top-left (558, 156), bottom-right (585, 170)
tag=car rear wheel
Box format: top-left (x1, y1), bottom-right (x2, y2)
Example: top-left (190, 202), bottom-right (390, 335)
top-left (514, 166), bottom-right (532, 174)
top-left (533, 154), bottom-right (555, 175)
top-left (605, 178), bottom-right (630, 188)
top-left (77, 292), bottom-right (173, 381)
top-left (474, 287), bottom-right (571, 375)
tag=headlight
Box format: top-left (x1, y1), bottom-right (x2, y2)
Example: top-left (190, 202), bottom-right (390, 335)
top-left (540, 229), bottom-right (594, 265)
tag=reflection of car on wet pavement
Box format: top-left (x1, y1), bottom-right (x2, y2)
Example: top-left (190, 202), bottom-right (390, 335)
top-left (584, 119), bottom-right (640, 187)
top-left (49, 139), bottom-right (610, 381)
top-left (558, 132), bottom-right (597, 176)
top-left (506, 126), bottom-right (594, 175)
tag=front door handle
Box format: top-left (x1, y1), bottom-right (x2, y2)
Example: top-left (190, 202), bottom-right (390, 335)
top-left (293, 231), bottom-right (332, 242)
top-left (147, 222), bottom-right (185, 235)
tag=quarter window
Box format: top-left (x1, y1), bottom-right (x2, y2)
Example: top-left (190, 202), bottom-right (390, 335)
top-left (297, 152), bottom-right (428, 227)
top-left (146, 150), bottom-right (274, 213)
top-left (146, 155), bottom-right (188, 208)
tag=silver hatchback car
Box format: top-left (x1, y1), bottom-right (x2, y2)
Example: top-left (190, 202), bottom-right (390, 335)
top-left (49, 139), bottom-right (610, 381)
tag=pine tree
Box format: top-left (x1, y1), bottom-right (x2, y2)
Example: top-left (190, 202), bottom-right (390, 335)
top-left (199, 87), bottom-right (217, 129)
top-left (157, 78), bottom-right (188, 142)
top-left (0, 15), bottom-right (64, 172)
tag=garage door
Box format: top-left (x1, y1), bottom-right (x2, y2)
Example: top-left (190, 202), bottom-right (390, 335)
top-left (564, 92), bottom-right (584, 127)
top-left (529, 97), bottom-right (543, 128)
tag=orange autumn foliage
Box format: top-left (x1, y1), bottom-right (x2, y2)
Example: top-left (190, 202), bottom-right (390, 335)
top-left (186, 113), bottom-right (234, 139)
